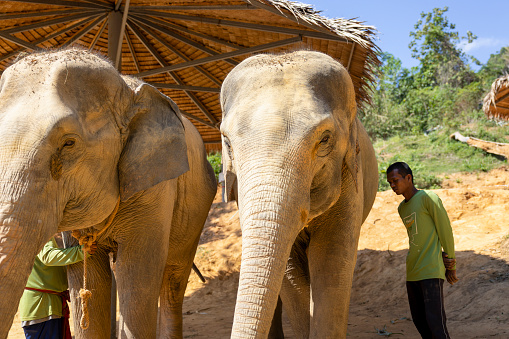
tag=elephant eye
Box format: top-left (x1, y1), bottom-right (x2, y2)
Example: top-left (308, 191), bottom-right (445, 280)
top-left (317, 132), bottom-right (333, 157)
top-left (223, 136), bottom-right (234, 160)
top-left (63, 139), bottom-right (75, 148)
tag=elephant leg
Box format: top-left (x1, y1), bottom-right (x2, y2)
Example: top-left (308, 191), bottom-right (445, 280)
top-left (279, 229), bottom-right (311, 339)
top-left (65, 241), bottom-right (112, 339)
top-left (157, 160), bottom-right (215, 338)
top-left (158, 200), bottom-right (211, 338)
top-left (158, 256), bottom-right (195, 339)
top-left (307, 185), bottom-right (363, 338)
top-left (115, 226), bottom-right (169, 339)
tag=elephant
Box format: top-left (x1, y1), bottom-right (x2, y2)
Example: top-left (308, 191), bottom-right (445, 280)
top-left (0, 49), bottom-right (216, 339)
top-left (219, 50), bottom-right (378, 338)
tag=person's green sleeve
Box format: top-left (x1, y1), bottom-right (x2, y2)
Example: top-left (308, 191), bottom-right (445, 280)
top-left (426, 193), bottom-right (456, 265)
top-left (37, 238), bottom-right (85, 266)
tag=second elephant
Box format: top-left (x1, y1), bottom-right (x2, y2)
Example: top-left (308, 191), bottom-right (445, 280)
top-left (220, 50), bottom-right (378, 338)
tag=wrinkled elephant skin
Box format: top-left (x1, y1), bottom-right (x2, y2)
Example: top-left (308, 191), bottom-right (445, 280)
top-left (0, 49), bottom-right (216, 339)
top-left (220, 51), bottom-right (378, 338)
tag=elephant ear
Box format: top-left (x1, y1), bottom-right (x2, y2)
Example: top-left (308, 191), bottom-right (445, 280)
top-left (118, 83), bottom-right (189, 201)
top-left (221, 136), bottom-right (237, 202)
top-left (344, 118), bottom-right (360, 192)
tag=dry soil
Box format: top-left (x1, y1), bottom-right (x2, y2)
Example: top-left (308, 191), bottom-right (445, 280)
top-left (8, 167), bottom-right (509, 338)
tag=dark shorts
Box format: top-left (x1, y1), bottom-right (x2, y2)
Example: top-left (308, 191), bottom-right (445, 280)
top-left (23, 318), bottom-right (63, 339)
top-left (406, 278), bottom-right (450, 339)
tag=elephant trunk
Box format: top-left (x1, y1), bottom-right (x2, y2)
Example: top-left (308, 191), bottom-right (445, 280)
top-left (0, 204), bottom-right (51, 337)
top-left (232, 164), bottom-right (308, 338)
top-left (0, 165), bottom-right (56, 337)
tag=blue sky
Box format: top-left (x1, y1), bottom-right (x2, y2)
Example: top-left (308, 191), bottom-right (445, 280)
top-left (309, 0), bottom-right (509, 70)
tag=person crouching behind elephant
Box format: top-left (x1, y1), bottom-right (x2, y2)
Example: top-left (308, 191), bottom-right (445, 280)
top-left (386, 162), bottom-right (458, 339)
top-left (19, 235), bottom-right (97, 339)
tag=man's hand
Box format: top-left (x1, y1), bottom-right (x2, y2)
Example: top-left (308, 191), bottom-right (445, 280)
top-left (442, 252), bottom-right (458, 285)
top-left (87, 242), bottom-right (98, 255)
top-left (442, 252), bottom-right (456, 270)
top-left (445, 269), bottom-right (458, 285)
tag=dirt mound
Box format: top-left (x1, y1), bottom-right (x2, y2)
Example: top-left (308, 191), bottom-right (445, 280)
top-left (8, 170), bottom-right (509, 338)
top-left (183, 171), bottom-right (509, 338)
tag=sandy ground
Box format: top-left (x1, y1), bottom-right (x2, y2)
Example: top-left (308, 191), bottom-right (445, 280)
top-left (8, 168), bottom-right (509, 338)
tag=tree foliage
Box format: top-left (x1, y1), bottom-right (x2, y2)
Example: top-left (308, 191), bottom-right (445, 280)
top-left (477, 46), bottom-right (509, 87)
top-left (206, 152), bottom-right (222, 181)
top-left (360, 7), bottom-right (508, 141)
top-left (408, 7), bottom-right (478, 88)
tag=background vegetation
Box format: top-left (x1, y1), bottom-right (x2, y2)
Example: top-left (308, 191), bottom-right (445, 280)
top-left (207, 152), bottom-right (222, 181)
top-left (208, 7), bottom-right (509, 191)
top-left (359, 7), bottom-right (509, 190)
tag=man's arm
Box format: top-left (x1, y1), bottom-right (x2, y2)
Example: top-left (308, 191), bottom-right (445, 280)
top-left (426, 193), bottom-right (456, 262)
top-left (37, 238), bottom-right (87, 266)
top-left (426, 193), bottom-right (458, 285)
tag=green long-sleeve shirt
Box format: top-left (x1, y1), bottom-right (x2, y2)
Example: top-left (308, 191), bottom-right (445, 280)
top-left (398, 190), bottom-right (456, 281)
top-left (19, 237), bottom-right (85, 322)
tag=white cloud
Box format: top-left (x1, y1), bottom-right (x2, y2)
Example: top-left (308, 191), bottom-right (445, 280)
top-left (459, 37), bottom-right (509, 53)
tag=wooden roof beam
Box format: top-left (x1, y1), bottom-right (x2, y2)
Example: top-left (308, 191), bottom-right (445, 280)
top-left (127, 21), bottom-right (219, 128)
top-left (181, 85), bottom-right (219, 126)
top-left (0, 9), bottom-right (85, 20)
top-left (79, 0), bottom-right (112, 8)
top-left (61, 14), bottom-right (107, 48)
top-left (136, 35), bottom-right (302, 78)
top-left (2, 11), bottom-right (105, 34)
top-left (88, 17), bottom-right (107, 50)
top-left (115, 0), bottom-right (123, 11)
top-left (130, 15), bottom-right (238, 67)
top-left (8, 0), bottom-right (109, 10)
top-left (124, 29), bottom-right (140, 73)
top-left (495, 91), bottom-right (509, 105)
top-left (0, 16), bottom-right (95, 62)
top-left (133, 20), bottom-right (222, 86)
top-left (346, 43), bottom-right (356, 71)
top-left (178, 109), bottom-right (218, 130)
top-left (148, 83), bottom-right (220, 93)
top-left (132, 15), bottom-right (242, 50)
top-left (127, 5), bottom-right (256, 11)
top-left (0, 32), bottom-right (39, 50)
top-left (130, 9), bottom-right (349, 42)
top-left (115, 0), bottom-right (130, 69)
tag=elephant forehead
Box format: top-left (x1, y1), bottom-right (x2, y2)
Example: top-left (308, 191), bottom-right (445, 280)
top-left (224, 84), bottom-right (331, 137)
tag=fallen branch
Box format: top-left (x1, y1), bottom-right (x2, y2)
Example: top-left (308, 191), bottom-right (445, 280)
top-left (450, 132), bottom-right (509, 161)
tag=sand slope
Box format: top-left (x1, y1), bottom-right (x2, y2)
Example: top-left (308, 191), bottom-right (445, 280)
top-left (8, 169), bottom-right (509, 338)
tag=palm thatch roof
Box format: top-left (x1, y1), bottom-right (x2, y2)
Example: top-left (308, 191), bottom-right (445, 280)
top-left (483, 74), bottom-right (509, 120)
top-left (0, 0), bottom-right (380, 151)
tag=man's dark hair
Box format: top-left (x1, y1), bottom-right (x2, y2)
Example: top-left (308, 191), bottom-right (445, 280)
top-left (387, 162), bottom-right (414, 183)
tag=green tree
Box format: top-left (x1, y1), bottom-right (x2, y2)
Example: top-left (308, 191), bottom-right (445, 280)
top-left (377, 52), bottom-right (415, 103)
top-left (206, 152), bottom-right (222, 181)
top-left (478, 46), bottom-right (509, 87)
top-left (409, 7), bottom-right (478, 88)
top-left (359, 52), bottom-right (413, 139)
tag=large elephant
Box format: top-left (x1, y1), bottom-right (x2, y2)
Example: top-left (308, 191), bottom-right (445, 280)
top-left (0, 49), bottom-right (216, 338)
top-left (220, 51), bottom-right (378, 338)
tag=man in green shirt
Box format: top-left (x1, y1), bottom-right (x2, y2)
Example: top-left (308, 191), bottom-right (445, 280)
top-left (387, 162), bottom-right (458, 339)
top-left (20, 236), bottom-right (97, 339)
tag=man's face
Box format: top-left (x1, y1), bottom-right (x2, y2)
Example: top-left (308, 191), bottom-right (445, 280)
top-left (387, 169), bottom-right (412, 195)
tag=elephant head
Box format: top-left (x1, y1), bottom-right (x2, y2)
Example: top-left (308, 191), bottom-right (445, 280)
top-left (0, 49), bottom-right (188, 335)
top-left (220, 51), bottom-right (361, 337)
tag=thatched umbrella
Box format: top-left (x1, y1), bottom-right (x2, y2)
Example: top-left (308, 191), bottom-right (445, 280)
top-left (483, 74), bottom-right (509, 120)
top-left (0, 0), bottom-right (380, 151)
